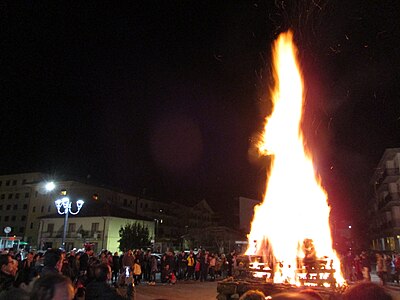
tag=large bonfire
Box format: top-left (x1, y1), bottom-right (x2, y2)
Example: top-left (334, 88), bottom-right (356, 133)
top-left (246, 31), bottom-right (344, 286)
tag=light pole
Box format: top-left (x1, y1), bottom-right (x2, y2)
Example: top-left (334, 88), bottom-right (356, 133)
top-left (55, 194), bottom-right (84, 249)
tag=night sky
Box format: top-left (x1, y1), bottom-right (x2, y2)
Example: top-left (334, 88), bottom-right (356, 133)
top-left (2, 1), bottom-right (400, 224)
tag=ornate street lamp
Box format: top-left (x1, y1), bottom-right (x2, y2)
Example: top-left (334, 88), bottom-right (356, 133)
top-left (55, 195), bottom-right (84, 249)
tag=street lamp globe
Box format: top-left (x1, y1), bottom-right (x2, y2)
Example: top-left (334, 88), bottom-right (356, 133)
top-left (45, 181), bottom-right (56, 192)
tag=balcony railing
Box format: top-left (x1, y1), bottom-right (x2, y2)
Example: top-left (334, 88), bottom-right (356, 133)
top-left (42, 230), bottom-right (103, 239)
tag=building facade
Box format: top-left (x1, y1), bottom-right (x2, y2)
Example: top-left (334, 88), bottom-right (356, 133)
top-left (39, 213), bottom-right (155, 253)
top-left (0, 172), bottom-right (225, 252)
top-left (370, 148), bottom-right (400, 251)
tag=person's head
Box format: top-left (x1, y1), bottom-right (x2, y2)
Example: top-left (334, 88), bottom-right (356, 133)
top-left (299, 289), bottom-right (323, 300)
top-left (94, 263), bottom-right (112, 282)
top-left (44, 249), bottom-right (61, 268)
top-left (30, 273), bottom-right (74, 300)
top-left (269, 292), bottom-right (315, 300)
top-left (0, 286), bottom-right (29, 300)
top-left (114, 252), bottom-right (118, 256)
top-left (342, 282), bottom-right (392, 300)
top-left (26, 252), bottom-right (34, 261)
top-left (239, 290), bottom-right (266, 300)
top-left (0, 254), bottom-right (17, 276)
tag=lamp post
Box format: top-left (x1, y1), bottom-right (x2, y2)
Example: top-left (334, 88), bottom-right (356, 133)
top-left (55, 194), bottom-right (84, 249)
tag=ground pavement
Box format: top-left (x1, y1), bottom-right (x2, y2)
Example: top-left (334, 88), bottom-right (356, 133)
top-left (126, 274), bottom-right (400, 300)
top-left (134, 280), bottom-right (218, 300)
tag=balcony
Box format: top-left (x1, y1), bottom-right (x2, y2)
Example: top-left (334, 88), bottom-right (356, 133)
top-left (378, 194), bottom-right (400, 210)
top-left (41, 232), bottom-right (54, 238)
top-left (384, 168), bottom-right (400, 177)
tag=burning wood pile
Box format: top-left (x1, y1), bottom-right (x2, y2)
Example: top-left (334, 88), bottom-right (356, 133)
top-left (242, 239), bottom-right (337, 287)
top-left (217, 31), bottom-right (346, 299)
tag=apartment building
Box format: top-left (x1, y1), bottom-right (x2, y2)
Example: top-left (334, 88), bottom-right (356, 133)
top-left (0, 172), bottom-right (54, 245)
top-left (0, 172), bottom-right (222, 251)
top-left (370, 148), bottom-right (400, 251)
top-left (0, 172), bottom-right (161, 249)
top-left (38, 201), bottom-right (155, 252)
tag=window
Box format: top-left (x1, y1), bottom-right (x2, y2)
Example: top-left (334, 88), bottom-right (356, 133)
top-left (0, 181), bottom-right (2, 186)
top-left (41, 206), bottom-right (44, 212)
top-left (0, 205), bottom-right (2, 210)
top-left (19, 227), bottom-right (24, 233)
top-left (12, 180), bottom-right (17, 186)
top-left (30, 223), bottom-right (33, 229)
top-left (48, 205), bottom-right (51, 212)
top-left (47, 223), bottom-right (54, 232)
top-left (13, 204), bottom-right (18, 210)
top-left (25, 192), bottom-right (29, 198)
top-left (15, 193), bottom-right (20, 199)
top-left (1, 194), bottom-right (4, 200)
top-left (21, 216), bottom-right (26, 221)
top-left (23, 204), bottom-right (27, 210)
top-left (5, 216), bottom-right (9, 221)
top-left (68, 223), bottom-right (76, 232)
top-left (140, 202), bottom-right (143, 208)
top-left (22, 179), bottom-right (27, 185)
top-left (35, 191), bottom-right (38, 198)
top-left (11, 216), bottom-right (16, 221)
top-left (8, 194), bottom-right (13, 199)
top-left (91, 223), bottom-right (99, 232)
top-left (32, 206), bottom-right (36, 212)
top-left (6, 180), bottom-right (10, 186)
top-left (6, 205), bottom-right (11, 210)
top-left (123, 199), bottom-right (127, 206)
top-left (145, 203), bottom-right (148, 208)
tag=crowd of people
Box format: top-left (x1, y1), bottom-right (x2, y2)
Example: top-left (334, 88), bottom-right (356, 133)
top-left (1, 245), bottom-right (400, 299)
top-left (0, 244), bottom-right (240, 299)
top-left (341, 249), bottom-right (400, 285)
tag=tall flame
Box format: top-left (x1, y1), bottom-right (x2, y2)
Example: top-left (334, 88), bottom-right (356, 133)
top-left (246, 31), bottom-right (344, 285)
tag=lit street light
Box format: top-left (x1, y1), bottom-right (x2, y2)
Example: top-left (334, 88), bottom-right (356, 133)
top-left (45, 181), bottom-right (56, 192)
top-left (55, 194), bottom-right (84, 249)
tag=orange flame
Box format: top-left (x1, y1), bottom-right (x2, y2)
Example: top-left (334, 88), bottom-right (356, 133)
top-left (246, 31), bottom-right (344, 286)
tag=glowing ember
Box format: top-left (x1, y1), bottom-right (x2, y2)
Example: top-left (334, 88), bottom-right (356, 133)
top-left (246, 31), bottom-right (344, 286)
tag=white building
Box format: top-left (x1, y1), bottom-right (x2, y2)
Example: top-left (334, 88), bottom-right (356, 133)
top-left (370, 148), bottom-right (400, 251)
top-left (0, 172), bottom-right (159, 249)
top-left (38, 201), bottom-right (155, 252)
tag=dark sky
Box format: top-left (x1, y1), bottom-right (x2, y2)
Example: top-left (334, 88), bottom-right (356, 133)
top-left (1, 1), bottom-right (400, 221)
